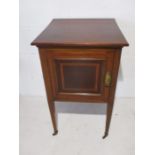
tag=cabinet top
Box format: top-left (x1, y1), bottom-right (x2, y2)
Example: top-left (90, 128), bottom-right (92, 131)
top-left (31, 19), bottom-right (129, 48)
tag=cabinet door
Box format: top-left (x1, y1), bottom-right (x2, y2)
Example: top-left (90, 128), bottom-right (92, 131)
top-left (46, 48), bottom-right (114, 102)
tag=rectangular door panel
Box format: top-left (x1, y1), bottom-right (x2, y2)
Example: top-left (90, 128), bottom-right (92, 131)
top-left (55, 59), bottom-right (104, 93)
top-left (46, 48), bottom-right (114, 102)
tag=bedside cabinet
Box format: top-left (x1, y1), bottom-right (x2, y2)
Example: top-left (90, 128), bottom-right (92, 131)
top-left (31, 19), bottom-right (129, 138)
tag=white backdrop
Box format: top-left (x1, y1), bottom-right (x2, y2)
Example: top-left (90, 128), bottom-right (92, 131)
top-left (19, 0), bottom-right (134, 97)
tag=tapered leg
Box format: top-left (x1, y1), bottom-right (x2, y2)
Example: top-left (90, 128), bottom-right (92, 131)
top-left (103, 102), bottom-right (114, 139)
top-left (48, 100), bottom-right (58, 136)
top-left (103, 50), bottom-right (122, 139)
top-left (39, 50), bottom-right (58, 136)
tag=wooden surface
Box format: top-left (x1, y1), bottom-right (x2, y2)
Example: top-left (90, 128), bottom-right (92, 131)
top-left (31, 19), bottom-right (129, 138)
top-left (46, 48), bottom-right (114, 103)
top-left (31, 19), bottom-right (129, 48)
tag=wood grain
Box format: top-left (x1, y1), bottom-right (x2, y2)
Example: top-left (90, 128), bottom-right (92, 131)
top-left (31, 19), bottom-right (129, 138)
top-left (31, 19), bottom-right (129, 48)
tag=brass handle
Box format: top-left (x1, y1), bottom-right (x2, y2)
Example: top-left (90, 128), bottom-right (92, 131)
top-left (105, 72), bottom-right (112, 86)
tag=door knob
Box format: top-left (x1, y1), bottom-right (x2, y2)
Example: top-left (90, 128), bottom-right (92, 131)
top-left (105, 72), bottom-right (112, 86)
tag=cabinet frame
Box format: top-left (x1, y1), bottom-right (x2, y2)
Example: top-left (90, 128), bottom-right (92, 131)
top-left (45, 48), bottom-right (115, 102)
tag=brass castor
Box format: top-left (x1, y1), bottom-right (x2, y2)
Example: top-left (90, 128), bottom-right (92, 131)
top-left (102, 133), bottom-right (108, 139)
top-left (52, 130), bottom-right (58, 136)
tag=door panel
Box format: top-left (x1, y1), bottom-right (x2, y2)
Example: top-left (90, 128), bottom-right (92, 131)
top-left (46, 48), bottom-right (114, 102)
top-left (55, 59), bottom-right (104, 93)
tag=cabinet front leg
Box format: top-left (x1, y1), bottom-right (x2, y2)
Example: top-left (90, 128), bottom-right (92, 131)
top-left (39, 50), bottom-right (58, 136)
top-left (103, 51), bottom-right (121, 139)
top-left (48, 100), bottom-right (58, 136)
top-left (103, 102), bottom-right (114, 139)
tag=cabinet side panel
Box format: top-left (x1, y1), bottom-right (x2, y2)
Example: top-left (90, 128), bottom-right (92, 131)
top-left (39, 48), bottom-right (56, 101)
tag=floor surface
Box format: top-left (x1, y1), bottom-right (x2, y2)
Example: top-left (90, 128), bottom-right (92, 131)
top-left (20, 96), bottom-right (134, 155)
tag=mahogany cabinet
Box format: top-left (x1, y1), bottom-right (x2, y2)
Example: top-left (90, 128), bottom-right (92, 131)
top-left (31, 19), bottom-right (129, 138)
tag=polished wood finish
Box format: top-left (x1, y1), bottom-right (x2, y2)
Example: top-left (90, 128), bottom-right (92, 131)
top-left (31, 19), bottom-right (129, 138)
top-left (46, 48), bottom-right (114, 103)
top-left (55, 59), bottom-right (102, 93)
top-left (31, 19), bottom-right (128, 48)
